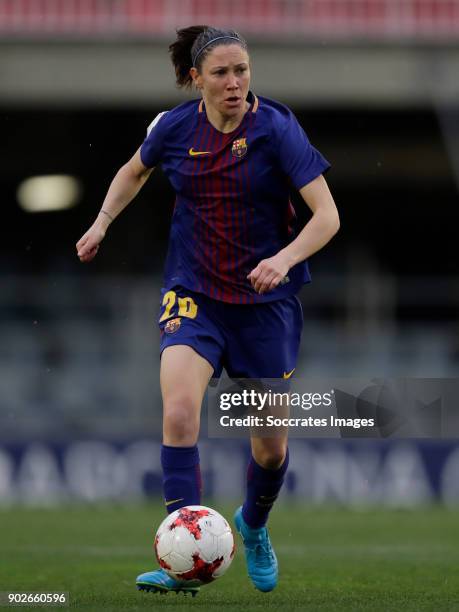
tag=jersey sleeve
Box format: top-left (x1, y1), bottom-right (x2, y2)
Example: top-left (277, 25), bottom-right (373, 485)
top-left (277, 111), bottom-right (331, 190)
top-left (140, 111), bottom-right (168, 168)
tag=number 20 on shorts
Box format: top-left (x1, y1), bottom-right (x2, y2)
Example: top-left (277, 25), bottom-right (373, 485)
top-left (159, 290), bottom-right (198, 322)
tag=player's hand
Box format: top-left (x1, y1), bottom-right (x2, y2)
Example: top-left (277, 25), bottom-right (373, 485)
top-left (247, 254), bottom-right (290, 294)
top-left (76, 219), bottom-right (108, 263)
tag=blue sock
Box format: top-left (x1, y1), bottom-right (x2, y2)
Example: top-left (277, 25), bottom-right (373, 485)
top-left (161, 444), bottom-right (202, 514)
top-left (242, 449), bottom-right (289, 529)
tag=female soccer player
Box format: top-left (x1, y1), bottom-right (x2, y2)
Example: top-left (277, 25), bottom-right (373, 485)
top-left (76, 25), bottom-right (339, 596)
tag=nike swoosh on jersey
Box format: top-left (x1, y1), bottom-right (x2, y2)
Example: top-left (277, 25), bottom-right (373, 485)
top-left (283, 368), bottom-right (295, 379)
top-left (189, 148), bottom-right (211, 156)
top-left (165, 497), bottom-right (184, 507)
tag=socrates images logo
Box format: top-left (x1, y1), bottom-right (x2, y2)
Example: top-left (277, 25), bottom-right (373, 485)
top-left (164, 318), bottom-right (181, 334)
top-left (231, 138), bottom-right (248, 158)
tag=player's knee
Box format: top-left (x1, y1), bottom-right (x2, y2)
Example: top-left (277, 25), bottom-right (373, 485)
top-left (254, 445), bottom-right (287, 470)
top-left (163, 396), bottom-right (200, 445)
top-left (163, 414), bottom-right (199, 445)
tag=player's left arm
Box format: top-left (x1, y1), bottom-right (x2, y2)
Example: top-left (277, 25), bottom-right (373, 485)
top-left (248, 175), bottom-right (339, 294)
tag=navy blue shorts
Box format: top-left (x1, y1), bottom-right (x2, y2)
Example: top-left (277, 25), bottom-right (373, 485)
top-left (158, 287), bottom-right (303, 379)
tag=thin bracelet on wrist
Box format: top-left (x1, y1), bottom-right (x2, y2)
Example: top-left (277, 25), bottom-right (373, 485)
top-left (100, 209), bottom-right (114, 223)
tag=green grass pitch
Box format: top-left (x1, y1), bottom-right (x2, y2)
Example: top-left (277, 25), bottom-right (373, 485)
top-left (1, 504), bottom-right (458, 611)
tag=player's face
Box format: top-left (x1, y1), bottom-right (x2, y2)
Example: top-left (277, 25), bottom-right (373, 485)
top-left (196, 44), bottom-right (251, 118)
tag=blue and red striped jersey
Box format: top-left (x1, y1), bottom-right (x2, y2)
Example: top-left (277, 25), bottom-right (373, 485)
top-left (140, 91), bottom-right (330, 304)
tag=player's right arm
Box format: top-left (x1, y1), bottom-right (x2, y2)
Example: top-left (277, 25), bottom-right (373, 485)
top-left (76, 147), bottom-right (153, 263)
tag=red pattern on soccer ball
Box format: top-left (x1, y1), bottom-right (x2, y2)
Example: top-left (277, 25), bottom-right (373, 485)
top-left (154, 534), bottom-right (162, 565)
top-left (168, 507), bottom-right (210, 540)
top-left (177, 553), bottom-right (223, 583)
top-left (158, 557), bottom-right (172, 570)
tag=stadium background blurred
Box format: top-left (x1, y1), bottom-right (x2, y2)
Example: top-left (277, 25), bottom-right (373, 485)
top-left (1, 0), bottom-right (459, 510)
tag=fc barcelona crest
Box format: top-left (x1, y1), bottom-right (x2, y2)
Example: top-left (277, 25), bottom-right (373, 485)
top-left (164, 317), bottom-right (181, 334)
top-left (231, 138), bottom-right (248, 158)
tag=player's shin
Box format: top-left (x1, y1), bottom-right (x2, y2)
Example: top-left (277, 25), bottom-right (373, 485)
top-left (242, 448), bottom-right (289, 528)
top-left (161, 444), bottom-right (202, 513)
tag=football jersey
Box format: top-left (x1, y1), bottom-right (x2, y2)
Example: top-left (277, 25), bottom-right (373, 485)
top-left (140, 91), bottom-right (330, 304)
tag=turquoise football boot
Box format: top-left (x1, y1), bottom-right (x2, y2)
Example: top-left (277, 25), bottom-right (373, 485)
top-left (136, 568), bottom-right (200, 597)
top-left (234, 506), bottom-right (278, 592)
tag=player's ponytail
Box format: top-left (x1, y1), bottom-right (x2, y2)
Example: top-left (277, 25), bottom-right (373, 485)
top-left (169, 25), bottom-right (248, 89)
top-left (169, 25), bottom-right (207, 89)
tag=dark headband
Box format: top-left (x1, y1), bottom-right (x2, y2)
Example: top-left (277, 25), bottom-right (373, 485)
top-left (192, 35), bottom-right (244, 67)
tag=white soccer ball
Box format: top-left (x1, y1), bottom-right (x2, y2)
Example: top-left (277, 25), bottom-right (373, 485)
top-left (154, 505), bottom-right (235, 585)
